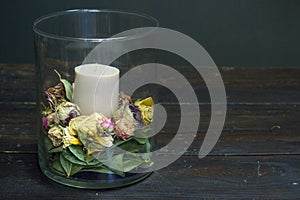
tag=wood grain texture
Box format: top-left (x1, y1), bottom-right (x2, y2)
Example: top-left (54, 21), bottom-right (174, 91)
top-left (1, 64), bottom-right (300, 103)
top-left (1, 103), bottom-right (299, 155)
top-left (0, 64), bottom-right (300, 199)
top-left (0, 153), bottom-right (299, 199)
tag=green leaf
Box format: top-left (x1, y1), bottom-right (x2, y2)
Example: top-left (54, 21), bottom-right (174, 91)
top-left (123, 157), bottom-right (145, 172)
top-left (68, 145), bottom-right (99, 164)
top-left (85, 153), bottom-right (101, 164)
top-left (41, 105), bottom-right (52, 116)
top-left (52, 155), bottom-right (66, 175)
top-left (113, 137), bottom-right (132, 145)
top-left (132, 137), bottom-right (147, 144)
top-left (60, 153), bottom-right (83, 177)
top-left (49, 145), bottom-right (63, 153)
top-left (118, 139), bottom-right (144, 153)
top-left (94, 151), bottom-right (125, 177)
top-left (101, 154), bottom-right (124, 172)
top-left (62, 149), bottom-right (100, 166)
top-left (111, 153), bottom-right (124, 170)
top-left (70, 164), bottom-right (83, 176)
top-left (111, 170), bottom-right (125, 177)
top-left (61, 79), bottom-right (73, 102)
top-left (62, 150), bottom-right (87, 166)
top-left (68, 145), bottom-right (85, 162)
top-left (60, 153), bottom-right (72, 177)
top-left (145, 139), bottom-right (151, 153)
top-left (54, 69), bottom-right (73, 102)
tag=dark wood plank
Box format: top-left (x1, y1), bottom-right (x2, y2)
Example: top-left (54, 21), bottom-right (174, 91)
top-left (1, 153), bottom-right (299, 199)
top-left (1, 64), bottom-right (300, 198)
top-left (0, 64), bottom-right (35, 103)
top-left (1, 103), bottom-right (300, 155)
top-left (1, 64), bottom-right (300, 103)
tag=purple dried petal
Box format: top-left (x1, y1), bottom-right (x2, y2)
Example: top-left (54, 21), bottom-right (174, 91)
top-left (42, 117), bottom-right (48, 129)
top-left (129, 104), bottom-right (144, 125)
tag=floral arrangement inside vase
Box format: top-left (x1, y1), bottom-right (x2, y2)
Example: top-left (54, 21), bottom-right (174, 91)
top-left (41, 71), bottom-right (154, 177)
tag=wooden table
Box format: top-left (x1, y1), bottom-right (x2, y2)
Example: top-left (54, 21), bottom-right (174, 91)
top-left (1, 64), bottom-right (300, 199)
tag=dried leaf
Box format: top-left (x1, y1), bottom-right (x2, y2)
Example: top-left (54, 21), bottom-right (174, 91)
top-left (52, 155), bottom-right (66, 175)
top-left (60, 153), bottom-right (72, 177)
top-left (68, 145), bottom-right (85, 162)
top-left (54, 69), bottom-right (73, 102)
top-left (60, 153), bottom-right (83, 177)
top-left (49, 145), bottom-right (63, 153)
top-left (62, 150), bottom-right (87, 166)
top-left (68, 145), bottom-right (100, 165)
top-left (132, 137), bottom-right (147, 145)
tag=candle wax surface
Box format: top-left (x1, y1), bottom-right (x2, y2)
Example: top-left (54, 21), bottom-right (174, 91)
top-left (73, 63), bottom-right (119, 117)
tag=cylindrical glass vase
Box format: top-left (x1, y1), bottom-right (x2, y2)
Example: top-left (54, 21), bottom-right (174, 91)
top-left (33, 9), bottom-right (158, 189)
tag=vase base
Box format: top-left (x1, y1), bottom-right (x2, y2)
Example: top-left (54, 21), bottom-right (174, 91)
top-left (40, 166), bottom-right (152, 189)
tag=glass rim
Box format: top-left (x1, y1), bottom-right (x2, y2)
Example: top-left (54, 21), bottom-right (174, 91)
top-left (33, 9), bottom-right (159, 42)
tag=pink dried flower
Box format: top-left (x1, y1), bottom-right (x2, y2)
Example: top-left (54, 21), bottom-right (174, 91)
top-left (118, 91), bottom-right (132, 107)
top-left (114, 118), bottom-right (135, 140)
top-left (100, 117), bottom-right (114, 132)
top-left (42, 113), bottom-right (55, 129)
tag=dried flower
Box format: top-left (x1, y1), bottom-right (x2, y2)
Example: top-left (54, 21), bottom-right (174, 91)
top-left (42, 113), bottom-right (55, 129)
top-left (56, 102), bottom-right (80, 126)
top-left (114, 105), bottom-right (136, 124)
top-left (118, 91), bottom-right (132, 107)
top-left (67, 119), bottom-right (79, 136)
top-left (100, 118), bottom-right (114, 133)
top-left (134, 97), bottom-right (154, 125)
top-left (62, 127), bottom-right (82, 148)
top-left (48, 126), bottom-right (63, 147)
top-left (69, 113), bottom-right (114, 148)
top-left (114, 118), bottom-right (135, 140)
top-left (129, 104), bottom-right (143, 126)
top-left (45, 82), bottom-right (66, 110)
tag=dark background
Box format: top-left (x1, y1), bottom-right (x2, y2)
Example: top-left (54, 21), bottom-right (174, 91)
top-left (1, 0), bottom-right (299, 67)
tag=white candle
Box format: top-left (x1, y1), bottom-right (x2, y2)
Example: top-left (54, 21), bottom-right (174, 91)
top-left (73, 63), bottom-right (119, 116)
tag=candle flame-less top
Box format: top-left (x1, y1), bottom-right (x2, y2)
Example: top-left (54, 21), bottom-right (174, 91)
top-left (75, 64), bottom-right (119, 78)
top-left (73, 63), bottom-right (119, 116)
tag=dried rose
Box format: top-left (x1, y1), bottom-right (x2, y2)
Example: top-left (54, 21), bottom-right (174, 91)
top-left (48, 126), bottom-right (63, 147)
top-left (56, 102), bottom-right (80, 126)
top-left (129, 104), bottom-right (143, 126)
top-left (118, 91), bottom-right (132, 107)
top-left (113, 105), bottom-right (136, 125)
top-left (134, 97), bottom-right (154, 125)
top-left (99, 118), bottom-right (114, 133)
top-left (114, 118), bottom-right (135, 140)
top-left (62, 127), bottom-right (82, 148)
top-left (67, 119), bottom-right (79, 136)
top-left (69, 113), bottom-right (114, 148)
top-left (42, 113), bottom-right (55, 130)
top-left (45, 82), bottom-right (66, 110)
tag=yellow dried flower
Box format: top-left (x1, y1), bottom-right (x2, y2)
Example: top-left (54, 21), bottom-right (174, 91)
top-left (62, 127), bottom-right (82, 148)
top-left (134, 97), bottom-right (154, 125)
top-left (48, 126), bottom-right (63, 147)
top-left (69, 113), bottom-right (114, 148)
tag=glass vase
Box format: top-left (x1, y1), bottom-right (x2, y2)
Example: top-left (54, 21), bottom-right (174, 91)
top-left (33, 9), bottom-right (158, 189)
